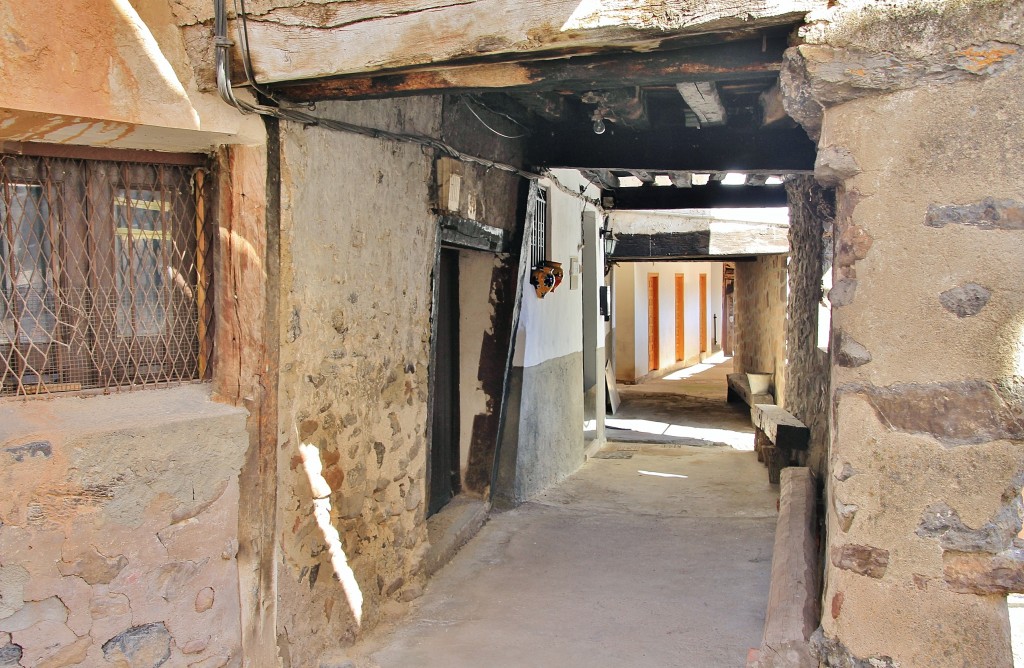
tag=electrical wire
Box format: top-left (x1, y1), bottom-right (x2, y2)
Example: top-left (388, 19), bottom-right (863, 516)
top-left (466, 95), bottom-right (530, 130)
top-left (460, 98), bottom-right (527, 139)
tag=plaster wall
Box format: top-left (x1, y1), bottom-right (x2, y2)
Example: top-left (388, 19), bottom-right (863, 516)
top-left (0, 0), bottom-right (262, 152)
top-left (458, 250), bottom-right (502, 489)
top-left (276, 97), bottom-right (441, 664)
top-left (497, 170), bottom-right (599, 504)
top-left (614, 261), bottom-right (725, 383)
top-left (613, 266), bottom-right (637, 382)
top-left (0, 386), bottom-right (248, 667)
top-left (734, 255), bottom-right (788, 402)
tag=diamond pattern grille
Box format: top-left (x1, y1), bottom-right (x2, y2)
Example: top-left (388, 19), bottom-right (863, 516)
top-left (0, 153), bottom-right (213, 396)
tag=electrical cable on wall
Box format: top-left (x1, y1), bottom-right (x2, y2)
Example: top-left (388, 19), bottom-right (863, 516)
top-left (213, 0), bottom-right (600, 210)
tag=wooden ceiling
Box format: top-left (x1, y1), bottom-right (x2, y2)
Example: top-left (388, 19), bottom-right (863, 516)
top-left (268, 22), bottom-right (815, 209)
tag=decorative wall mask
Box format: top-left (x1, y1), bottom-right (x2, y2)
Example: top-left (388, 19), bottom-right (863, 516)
top-left (530, 261), bottom-right (564, 298)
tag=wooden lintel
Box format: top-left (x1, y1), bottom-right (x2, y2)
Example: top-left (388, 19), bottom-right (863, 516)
top-left (273, 37), bottom-right (788, 102)
top-left (241, 0), bottom-right (819, 86)
top-left (612, 226), bottom-right (788, 259)
top-left (605, 182), bottom-right (788, 209)
top-left (536, 125), bottom-right (815, 172)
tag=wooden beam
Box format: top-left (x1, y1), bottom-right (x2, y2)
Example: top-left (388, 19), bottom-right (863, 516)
top-left (676, 81), bottom-right (727, 127)
top-left (669, 172), bottom-right (693, 188)
top-left (582, 169), bottom-right (620, 189)
top-left (629, 170), bottom-right (655, 184)
top-left (605, 182), bottom-right (789, 209)
top-left (273, 37), bottom-right (788, 101)
top-left (612, 224), bottom-right (788, 259)
top-left (536, 125), bottom-right (816, 172)
top-left (236, 0), bottom-right (820, 85)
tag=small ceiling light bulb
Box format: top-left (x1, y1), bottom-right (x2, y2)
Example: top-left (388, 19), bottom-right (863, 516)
top-left (592, 117), bottom-right (606, 134)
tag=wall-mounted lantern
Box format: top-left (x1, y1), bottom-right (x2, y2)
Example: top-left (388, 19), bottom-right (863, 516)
top-left (600, 222), bottom-right (618, 275)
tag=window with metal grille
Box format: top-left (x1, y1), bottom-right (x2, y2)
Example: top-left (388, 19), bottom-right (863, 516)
top-left (530, 186), bottom-right (548, 268)
top-left (0, 149), bottom-right (213, 396)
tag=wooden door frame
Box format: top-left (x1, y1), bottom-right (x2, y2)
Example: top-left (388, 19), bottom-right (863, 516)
top-left (674, 273), bottom-right (685, 362)
top-left (647, 273), bottom-right (659, 372)
top-left (699, 273), bottom-right (708, 353)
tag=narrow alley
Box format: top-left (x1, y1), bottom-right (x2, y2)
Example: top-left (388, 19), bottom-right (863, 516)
top-left (348, 358), bottom-right (778, 668)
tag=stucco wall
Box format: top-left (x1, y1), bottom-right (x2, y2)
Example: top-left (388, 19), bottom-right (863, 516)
top-left (734, 255), bottom-right (788, 403)
top-left (0, 0), bottom-right (262, 152)
top-left (784, 177), bottom-right (834, 476)
top-left (614, 261), bottom-right (726, 383)
top-left (458, 250), bottom-right (502, 492)
top-left (276, 97), bottom-right (441, 664)
top-left (0, 386), bottom-right (248, 667)
top-left (783, 1), bottom-right (1024, 664)
top-left (496, 171), bottom-right (599, 504)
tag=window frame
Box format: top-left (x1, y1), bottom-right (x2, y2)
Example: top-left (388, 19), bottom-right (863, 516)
top-left (0, 144), bottom-right (213, 397)
top-left (530, 185), bottom-right (549, 269)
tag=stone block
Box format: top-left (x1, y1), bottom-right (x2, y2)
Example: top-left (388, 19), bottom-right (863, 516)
top-left (830, 544), bottom-right (889, 579)
top-left (102, 622), bottom-right (172, 667)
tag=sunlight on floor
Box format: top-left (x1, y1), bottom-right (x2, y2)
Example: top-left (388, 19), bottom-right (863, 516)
top-left (605, 418), bottom-right (755, 451)
top-left (663, 363), bottom-right (715, 380)
top-left (638, 470), bottom-right (688, 479)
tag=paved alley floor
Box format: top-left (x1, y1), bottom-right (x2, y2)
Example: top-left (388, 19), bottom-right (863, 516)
top-left (607, 354), bottom-right (757, 450)
top-left (348, 353), bottom-right (778, 668)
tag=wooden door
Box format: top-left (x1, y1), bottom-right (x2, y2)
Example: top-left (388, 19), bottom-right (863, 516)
top-left (647, 274), bottom-right (659, 371)
top-left (674, 274), bottom-right (685, 362)
top-left (429, 249), bottom-right (460, 517)
top-left (699, 273), bottom-right (708, 353)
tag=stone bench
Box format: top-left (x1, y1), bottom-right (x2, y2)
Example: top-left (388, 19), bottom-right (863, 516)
top-left (751, 403), bottom-right (810, 484)
top-left (727, 372), bottom-right (774, 407)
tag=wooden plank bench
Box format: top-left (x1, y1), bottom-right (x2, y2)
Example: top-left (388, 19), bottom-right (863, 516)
top-left (726, 372), bottom-right (774, 407)
top-left (751, 403), bottom-right (810, 484)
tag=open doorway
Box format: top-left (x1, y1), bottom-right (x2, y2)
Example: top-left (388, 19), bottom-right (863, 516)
top-left (429, 248), bottom-right (461, 516)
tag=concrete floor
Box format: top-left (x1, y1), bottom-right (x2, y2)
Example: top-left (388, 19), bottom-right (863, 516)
top-left (348, 356), bottom-right (778, 668)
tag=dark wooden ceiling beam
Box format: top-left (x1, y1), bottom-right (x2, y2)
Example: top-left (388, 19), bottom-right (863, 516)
top-left (535, 125), bottom-right (816, 172)
top-left (604, 182), bottom-right (789, 209)
top-left (273, 36), bottom-right (788, 102)
top-left (581, 169), bottom-right (620, 189)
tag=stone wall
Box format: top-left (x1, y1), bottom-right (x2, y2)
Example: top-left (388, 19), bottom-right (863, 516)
top-left (734, 255), bottom-right (788, 404)
top-left (784, 177), bottom-right (834, 476)
top-left (276, 97), bottom-right (441, 664)
top-left (783, 1), bottom-right (1024, 664)
top-left (0, 387), bottom-right (248, 667)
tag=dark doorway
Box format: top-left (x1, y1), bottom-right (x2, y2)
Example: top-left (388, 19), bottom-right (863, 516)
top-left (429, 248), bottom-right (461, 517)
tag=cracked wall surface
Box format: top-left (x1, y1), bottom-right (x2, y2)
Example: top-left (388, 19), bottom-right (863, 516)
top-left (0, 386), bottom-right (248, 667)
top-left (787, 1), bottom-right (1024, 664)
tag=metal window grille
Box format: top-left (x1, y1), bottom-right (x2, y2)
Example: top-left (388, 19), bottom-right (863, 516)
top-left (0, 151), bottom-right (214, 397)
top-left (530, 186), bottom-right (548, 268)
